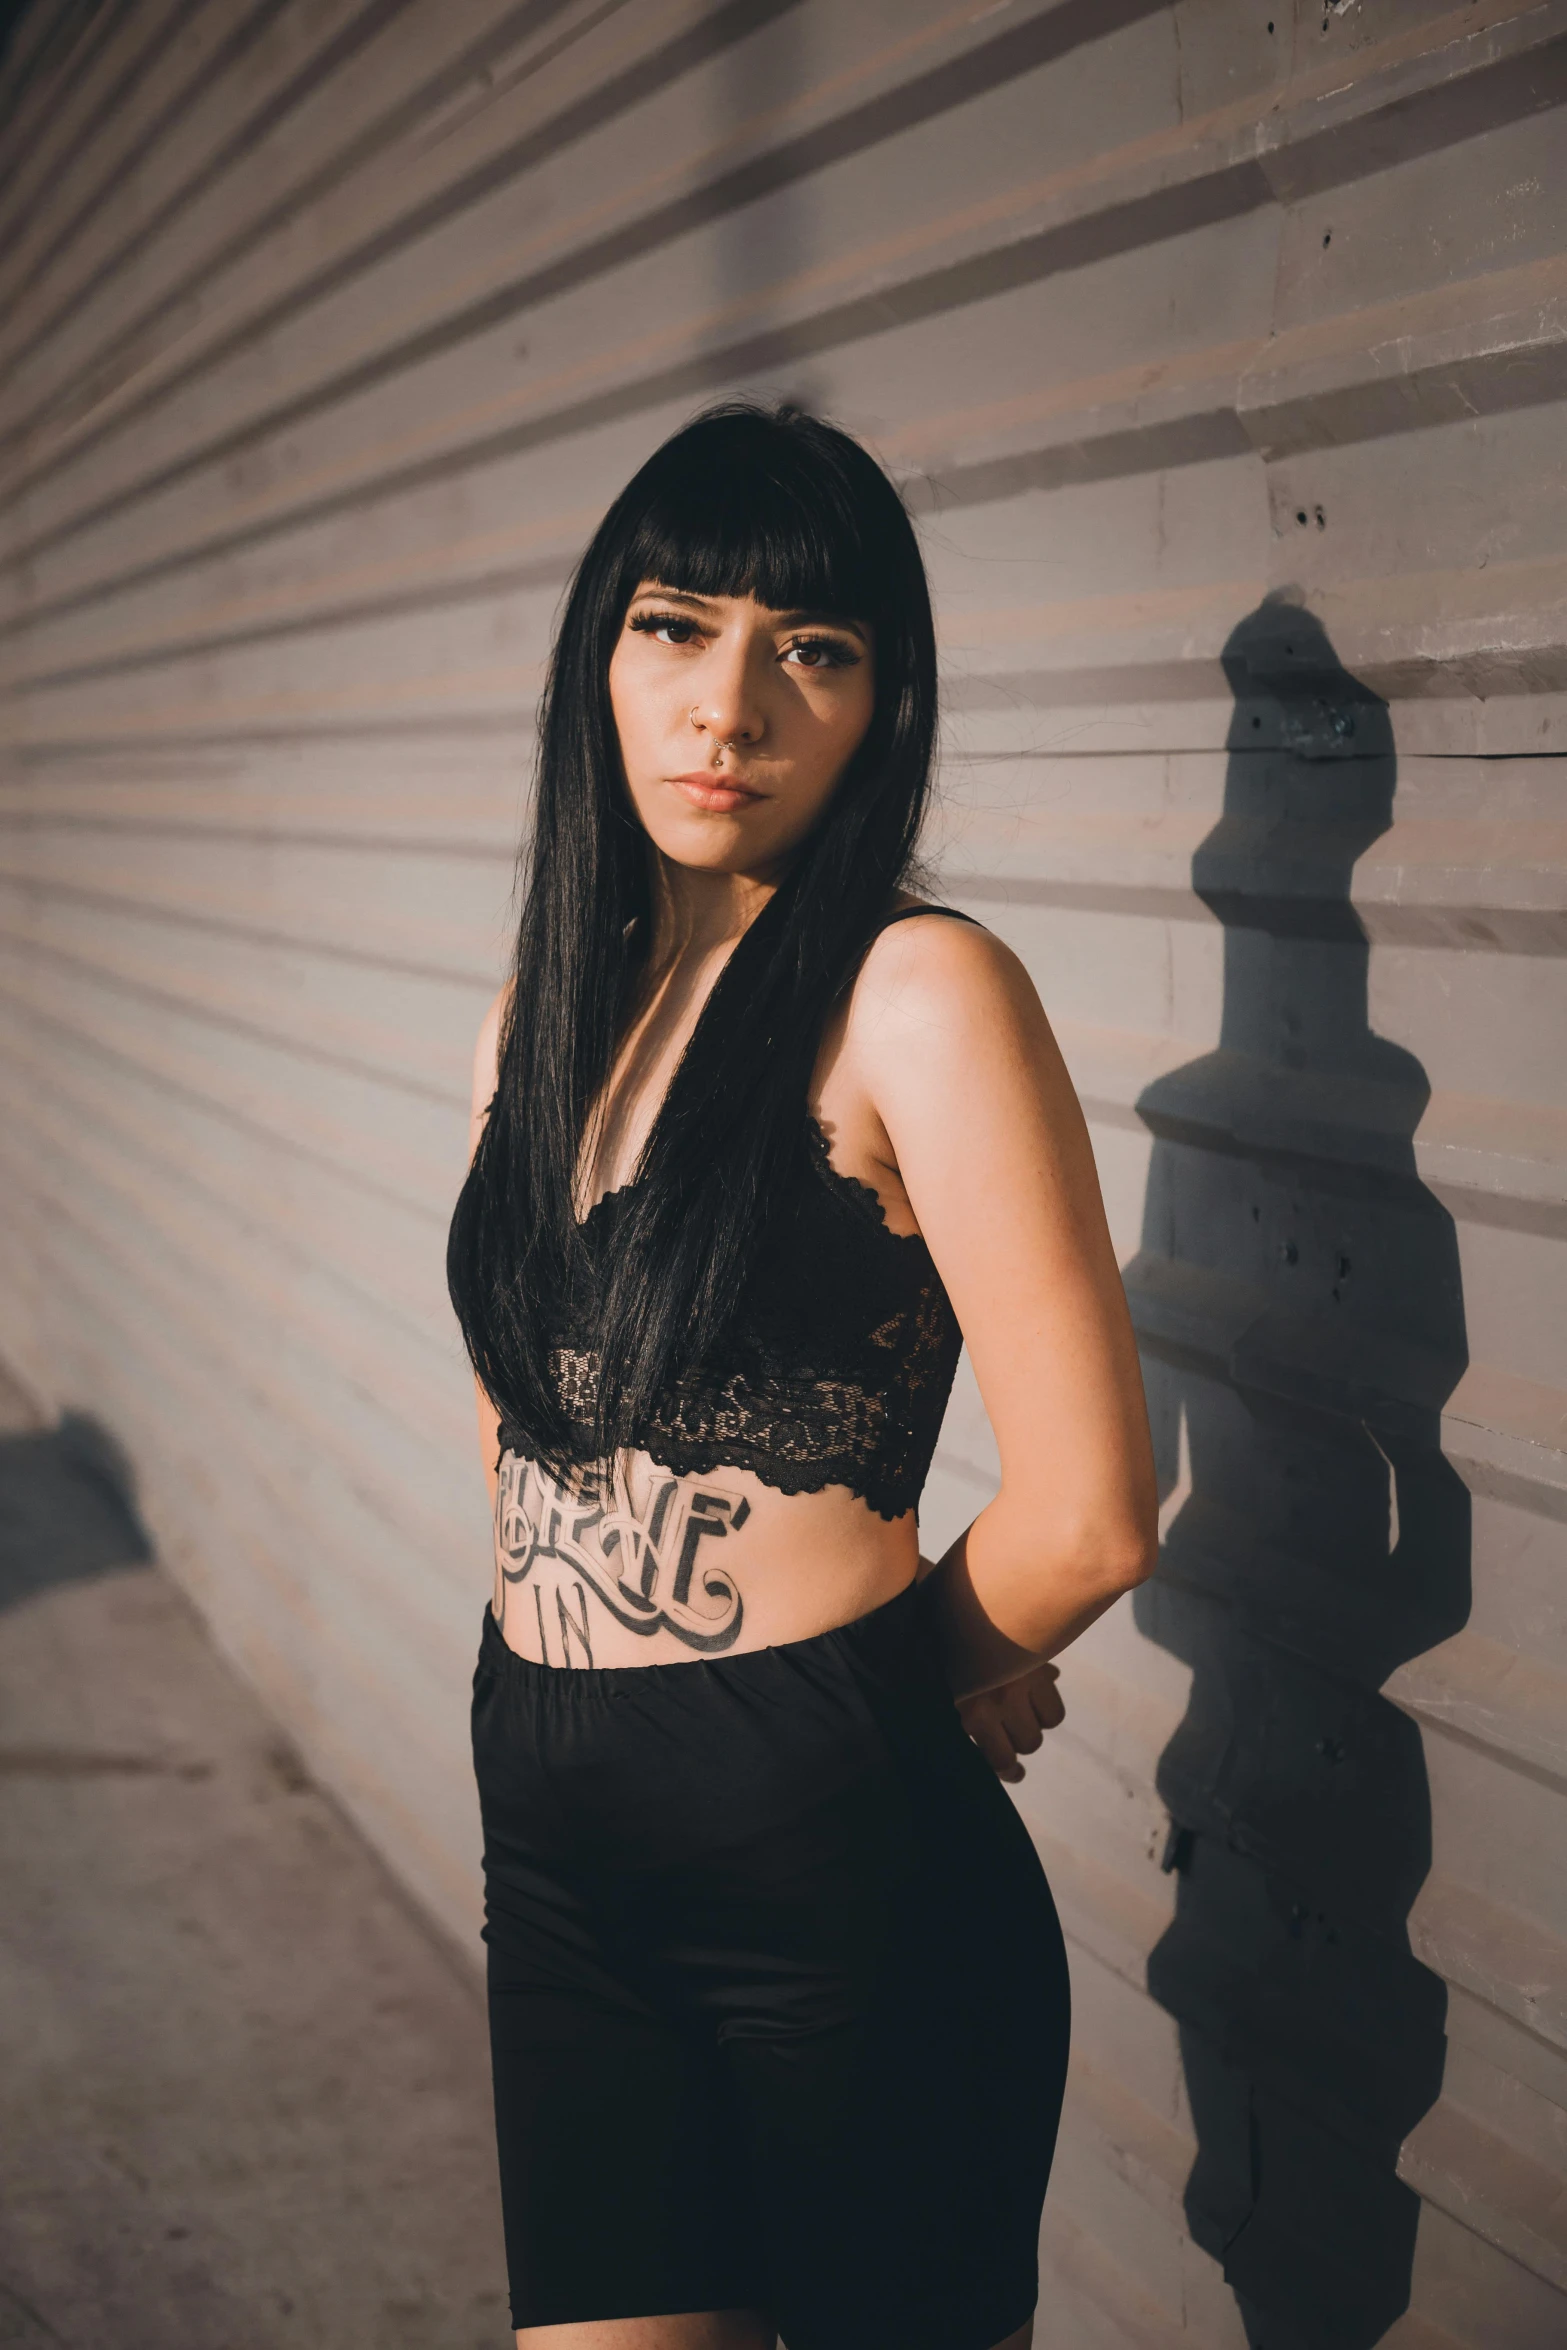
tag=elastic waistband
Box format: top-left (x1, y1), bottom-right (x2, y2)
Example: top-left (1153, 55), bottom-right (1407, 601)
top-left (478, 1572), bottom-right (934, 1699)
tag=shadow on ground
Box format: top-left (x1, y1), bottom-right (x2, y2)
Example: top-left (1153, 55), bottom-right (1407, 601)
top-left (1130, 598), bottom-right (1469, 2349)
top-left (0, 1416), bottom-right (507, 2349)
top-left (0, 1414), bottom-right (151, 1613)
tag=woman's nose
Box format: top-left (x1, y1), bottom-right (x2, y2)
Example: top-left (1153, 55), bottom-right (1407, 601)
top-left (689, 649), bottom-right (764, 747)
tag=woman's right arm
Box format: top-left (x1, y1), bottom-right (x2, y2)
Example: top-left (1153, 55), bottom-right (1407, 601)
top-left (468, 984), bottom-right (511, 1515)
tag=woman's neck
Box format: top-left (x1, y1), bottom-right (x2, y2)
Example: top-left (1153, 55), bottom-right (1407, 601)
top-left (644, 853), bottom-right (779, 968)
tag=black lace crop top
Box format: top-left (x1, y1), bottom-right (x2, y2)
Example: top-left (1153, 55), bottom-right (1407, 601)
top-left (496, 908), bottom-right (976, 1522)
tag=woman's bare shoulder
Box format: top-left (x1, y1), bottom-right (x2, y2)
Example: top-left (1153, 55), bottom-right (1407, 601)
top-left (849, 904), bottom-right (1038, 1052)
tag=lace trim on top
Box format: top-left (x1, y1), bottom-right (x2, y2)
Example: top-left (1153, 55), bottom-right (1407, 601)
top-left (527, 1121), bottom-right (963, 1522)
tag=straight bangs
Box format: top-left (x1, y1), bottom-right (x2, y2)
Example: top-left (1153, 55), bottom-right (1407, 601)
top-left (606, 407), bottom-right (887, 634)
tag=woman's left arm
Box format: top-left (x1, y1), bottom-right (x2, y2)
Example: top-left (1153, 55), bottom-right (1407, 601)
top-left (857, 918), bottom-right (1159, 1703)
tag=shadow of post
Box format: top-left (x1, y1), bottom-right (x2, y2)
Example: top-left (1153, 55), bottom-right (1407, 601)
top-left (1128, 597), bottom-right (1471, 2347)
top-left (0, 1414), bottom-right (151, 1615)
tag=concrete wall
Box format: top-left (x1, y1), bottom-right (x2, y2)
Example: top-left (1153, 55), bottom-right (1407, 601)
top-left (1, 3), bottom-right (1563, 2342)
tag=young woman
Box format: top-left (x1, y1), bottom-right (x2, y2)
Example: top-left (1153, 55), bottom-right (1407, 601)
top-left (449, 404), bottom-right (1157, 2350)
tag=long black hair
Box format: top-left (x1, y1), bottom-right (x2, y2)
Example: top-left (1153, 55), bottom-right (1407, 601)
top-left (447, 401), bottom-right (938, 1472)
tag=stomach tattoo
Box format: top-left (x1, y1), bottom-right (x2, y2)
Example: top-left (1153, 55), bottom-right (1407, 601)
top-left (494, 1452), bottom-right (751, 1662)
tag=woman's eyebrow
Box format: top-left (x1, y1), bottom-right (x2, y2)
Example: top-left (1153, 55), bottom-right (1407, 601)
top-left (626, 587), bottom-right (867, 639)
top-left (772, 609), bottom-right (868, 639)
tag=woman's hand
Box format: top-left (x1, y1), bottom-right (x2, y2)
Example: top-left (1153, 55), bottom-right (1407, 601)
top-left (958, 1662), bottom-right (1064, 1784)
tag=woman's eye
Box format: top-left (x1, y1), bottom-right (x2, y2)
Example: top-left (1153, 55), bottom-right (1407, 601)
top-left (784, 636), bottom-right (857, 670)
top-left (629, 613), bottom-right (701, 646)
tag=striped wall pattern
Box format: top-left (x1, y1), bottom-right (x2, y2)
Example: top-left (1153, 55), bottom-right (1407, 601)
top-left (1, 2), bottom-right (1563, 2341)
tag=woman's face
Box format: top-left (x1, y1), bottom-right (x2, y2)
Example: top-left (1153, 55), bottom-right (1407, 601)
top-left (607, 584), bottom-right (876, 878)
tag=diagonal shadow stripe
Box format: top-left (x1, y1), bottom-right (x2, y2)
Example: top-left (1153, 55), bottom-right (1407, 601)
top-left (0, 0), bottom-right (1166, 526)
top-left (4, 153), bottom-right (1270, 631)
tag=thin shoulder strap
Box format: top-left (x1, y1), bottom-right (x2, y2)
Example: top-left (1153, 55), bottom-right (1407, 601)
top-left (875, 903), bottom-right (983, 932)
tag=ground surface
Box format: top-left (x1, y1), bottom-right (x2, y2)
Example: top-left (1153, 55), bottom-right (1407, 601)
top-left (0, 1399), bottom-right (508, 2349)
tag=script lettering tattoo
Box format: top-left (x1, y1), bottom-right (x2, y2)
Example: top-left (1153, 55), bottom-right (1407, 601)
top-left (495, 1455), bottom-right (749, 1653)
top-left (556, 1580), bottom-right (594, 1667)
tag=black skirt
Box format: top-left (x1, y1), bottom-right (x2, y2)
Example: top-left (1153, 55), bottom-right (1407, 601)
top-left (471, 1575), bottom-right (1070, 2350)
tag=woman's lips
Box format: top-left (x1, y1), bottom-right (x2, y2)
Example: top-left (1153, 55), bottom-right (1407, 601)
top-left (668, 771), bottom-right (765, 813)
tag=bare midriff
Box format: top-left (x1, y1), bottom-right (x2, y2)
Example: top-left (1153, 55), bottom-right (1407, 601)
top-left (492, 1445), bottom-right (920, 1668)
